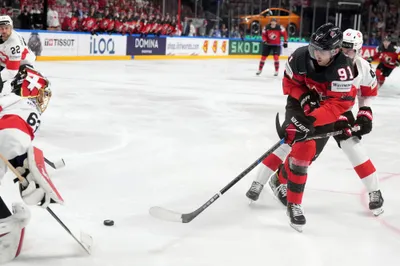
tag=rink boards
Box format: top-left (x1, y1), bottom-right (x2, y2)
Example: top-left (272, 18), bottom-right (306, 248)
top-left (17, 30), bottom-right (378, 61)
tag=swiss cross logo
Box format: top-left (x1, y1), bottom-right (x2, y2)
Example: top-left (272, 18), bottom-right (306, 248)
top-left (20, 69), bottom-right (47, 98)
top-left (357, 32), bottom-right (361, 38)
top-left (346, 32), bottom-right (352, 36)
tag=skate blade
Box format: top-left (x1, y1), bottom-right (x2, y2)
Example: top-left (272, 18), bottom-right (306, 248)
top-left (289, 222), bottom-right (303, 233)
top-left (372, 208), bottom-right (384, 216)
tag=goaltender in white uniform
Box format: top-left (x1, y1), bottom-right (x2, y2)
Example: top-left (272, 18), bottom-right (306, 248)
top-left (0, 15), bottom-right (36, 82)
top-left (0, 66), bottom-right (63, 263)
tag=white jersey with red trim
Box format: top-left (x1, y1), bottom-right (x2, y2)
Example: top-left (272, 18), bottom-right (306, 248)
top-left (0, 91), bottom-right (40, 182)
top-left (353, 55), bottom-right (378, 108)
top-left (0, 92), bottom-right (40, 138)
top-left (0, 30), bottom-right (36, 82)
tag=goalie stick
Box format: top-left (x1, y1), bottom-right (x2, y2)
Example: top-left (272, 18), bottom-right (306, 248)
top-left (150, 121), bottom-right (360, 223)
top-left (0, 153), bottom-right (92, 254)
top-left (44, 157), bottom-right (66, 170)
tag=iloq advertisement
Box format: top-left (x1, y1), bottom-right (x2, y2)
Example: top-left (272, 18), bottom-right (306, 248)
top-left (78, 34), bottom-right (127, 56)
top-left (126, 36), bottom-right (166, 55)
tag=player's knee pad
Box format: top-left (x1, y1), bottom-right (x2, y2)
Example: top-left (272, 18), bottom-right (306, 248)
top-left (273, 54), bottom-right (279, 61)
top-left (0, 203), bottom-right (30, 264)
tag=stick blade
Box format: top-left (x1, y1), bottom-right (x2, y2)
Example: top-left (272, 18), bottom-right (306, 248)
top-left (149, 206), bottom-right (183, 223)
top-left (80, 231), bottom-right (93, 254)
top-left (54, 159), bottom-right (66, 169)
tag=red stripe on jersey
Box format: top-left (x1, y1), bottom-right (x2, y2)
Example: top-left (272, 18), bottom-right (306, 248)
top-left (22, 48), bottom-right (29, 60)
top-left (262, 153), bottom-right (283, 171)
top-left (0, 115), bottom-right (34, 140)
top-left (360, 84), bottom-right (378, 97)
top-left (6, 60), bottom-right (21, 71)
top-left (354, 159), bottom-right (376, 179)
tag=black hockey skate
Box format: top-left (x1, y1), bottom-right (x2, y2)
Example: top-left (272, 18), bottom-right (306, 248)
top-left (287, 203), bottom-right (306, 232)
top-left (268, 173), bottom-right (287, 206)
top-left (246, 181), bottom-right (264, 201)
top-left (369, 190), bottom-right (384, 216)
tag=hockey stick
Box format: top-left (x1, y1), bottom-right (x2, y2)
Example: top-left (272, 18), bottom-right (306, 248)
top-left (149, 138), bottom-right (285, 223)
top-left (150, 126), bottom-right (359, 223)
top-left (0, 153), bottom-right (92, 254)
top-left (46, 207), bottom-right (92, 254)
top-left (275, 112), bottom-right (360, 139)
top-left (44, 157), bottom-right (66, 170)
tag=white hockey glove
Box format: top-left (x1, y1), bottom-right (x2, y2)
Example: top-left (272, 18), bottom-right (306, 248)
top-left (18, 146), bottom-right (64, 208)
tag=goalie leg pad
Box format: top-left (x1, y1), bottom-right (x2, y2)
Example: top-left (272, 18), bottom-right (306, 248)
top-left (0, 203), bottom-right (30, 264)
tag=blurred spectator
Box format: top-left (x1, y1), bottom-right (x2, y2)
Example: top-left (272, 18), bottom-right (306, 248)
top-left (75, 3), bottom-right (85, 19)
top-left (31, 4), bottom-right (43, 29)
top-left (220, 24), bottom-right (228, 38)
top-left (47, 4), bottom-right (61, 30)
top-left (209, 25), bottom-right (221, 37)
top-left (18, 5), bottom-right (33, 29)
top-left (230, 25), bottom-right (241, 38)
top-left (188, 20), bottom-right (196, 36)
top-left (61, 12), bottom-right (72, 31)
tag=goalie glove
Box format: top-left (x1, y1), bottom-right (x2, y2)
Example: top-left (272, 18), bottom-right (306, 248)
top-left (15, 146), bottom-right (64, 208)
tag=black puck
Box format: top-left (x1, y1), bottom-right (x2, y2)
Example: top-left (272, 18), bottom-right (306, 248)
top-left (103, 219), bottom-right (114, 226)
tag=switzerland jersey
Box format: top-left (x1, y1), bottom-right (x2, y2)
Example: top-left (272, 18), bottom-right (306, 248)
top-left (261, 23), bottom-right (288, 46)
top-left (353, 56), bottom-right (378, 108)
top-left (0, 30), bottom-right (36, 82)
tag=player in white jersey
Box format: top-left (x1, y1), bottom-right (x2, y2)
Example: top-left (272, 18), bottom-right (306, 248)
top-left (0, 67), bottom-right (63, 264)
top-left (246, 29), bottom-right (384, 216)
top-left (0, 15), bottom-right (36, 83)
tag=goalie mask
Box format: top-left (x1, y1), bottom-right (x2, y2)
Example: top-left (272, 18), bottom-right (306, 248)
top-left (11, 66), bottom-right (52, 113)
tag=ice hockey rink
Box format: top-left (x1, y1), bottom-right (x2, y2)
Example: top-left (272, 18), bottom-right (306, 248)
top-left (1, 58), bottom-right (400, 266)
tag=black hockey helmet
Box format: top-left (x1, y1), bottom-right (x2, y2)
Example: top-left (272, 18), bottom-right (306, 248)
top-left (308, 23), bottom-right (343, 59)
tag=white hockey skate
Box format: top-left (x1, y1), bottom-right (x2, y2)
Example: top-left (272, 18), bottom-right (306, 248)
top-left (369, 190), bottom-right (384, 216)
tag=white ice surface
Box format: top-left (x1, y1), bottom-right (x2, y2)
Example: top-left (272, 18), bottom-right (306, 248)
top-left (1, 59), bottom-right (400, 266)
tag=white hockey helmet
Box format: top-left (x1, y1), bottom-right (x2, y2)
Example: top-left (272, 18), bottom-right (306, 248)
top-left (342, 29), bottom-right (363, 51)
top-left (0, 15), bottom-right (13, 27)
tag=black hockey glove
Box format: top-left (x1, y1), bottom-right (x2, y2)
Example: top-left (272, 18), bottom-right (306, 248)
top-left (334, 115), bottom-right (353, 141)
top-left (281, 114), bottom-right (315, 145)
top-left (299, 91), bottom-right (320, 115)
top-left (283, 42), bottom-right (288, 48)
top-left (353, 107), bottom-right (373, 137)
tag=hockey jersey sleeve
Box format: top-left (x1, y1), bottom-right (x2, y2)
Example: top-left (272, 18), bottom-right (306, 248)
top-left (371, 46), bottom-right (381, 61)
top-left (280, 25), bottom-right (288, 42)
top-left (282, 53), bottom-right (309, 100)
top-left (358, 60), bottom-right (378, 107)
top-left (0, 41), bottom-right (22, 82)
